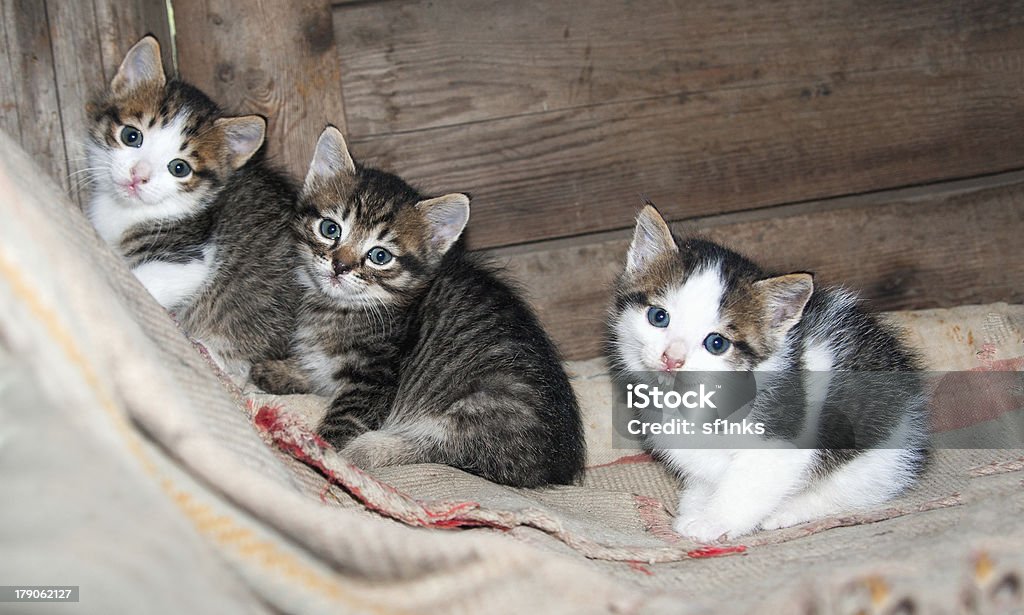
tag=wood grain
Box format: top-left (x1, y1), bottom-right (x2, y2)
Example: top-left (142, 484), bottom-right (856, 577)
top-left (46, 1), bottom-right (107, 206)
top-left (1, 0), bottom-right (66, 191)
top-left (0, 0), bottom-right (169, 207)
top-left (174, 0), bottom-right (349, 178)
top-left (335, 0), bottom-right (1024, 250)
top-left (45, 0), bottom-right (172, 207)
top-left (495, 174), bottom-right (1024, 360)
top-left (335, 0), bottom-right (1023, 135)
top-left (92, 0), bottom-right (174, 78)
top-left (0, 1), bottom-right (18, 141)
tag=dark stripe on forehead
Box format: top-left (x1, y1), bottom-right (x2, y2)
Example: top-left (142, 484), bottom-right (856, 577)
top-left (615, 291), bottom-right (649, 311)
top-left (297, 202), bottom-right (320, 218)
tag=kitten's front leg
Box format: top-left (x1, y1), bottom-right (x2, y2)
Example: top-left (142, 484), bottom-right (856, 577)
top-left (672, 479), bottom-right (714, 533)
top-left (250, 358), bottom-right (311, 394)
top-left (341, 429), bottom-right (421, 470)
top-left (318, 382), bottom-right (394, 450)
top-left (678, 449), bottom-right (816, 542)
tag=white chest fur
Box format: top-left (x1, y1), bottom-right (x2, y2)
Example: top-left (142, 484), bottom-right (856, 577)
top-left (130, 244), bottom-right (217, 311)
top-left (86, 190), bottom-right (194, 248)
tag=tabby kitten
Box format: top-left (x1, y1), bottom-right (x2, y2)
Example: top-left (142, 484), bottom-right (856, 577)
top-left (84, 36), bottom-right (299, 376)
top-left (607, 204), bottom-right (927, 541)
top-left (252, 127), bottom-right (585, 487)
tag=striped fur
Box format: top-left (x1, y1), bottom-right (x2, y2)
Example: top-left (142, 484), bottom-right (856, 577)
top-left (253, 127), bottom-right (585, 487)
top-left (83, 37), bottom-right (300, 375)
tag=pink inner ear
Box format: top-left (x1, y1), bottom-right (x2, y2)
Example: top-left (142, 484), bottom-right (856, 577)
top-left (431, 208), bottom-right (466, 244)
top-left (228, 125), bottom-right (263, 155)
top-left (764, 277), bottom-right (813, 329)
top-left (114, 40), bottom-right (164, 93)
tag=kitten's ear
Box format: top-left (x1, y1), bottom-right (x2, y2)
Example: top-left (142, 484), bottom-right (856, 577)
top-left (111, 36), bottom-right (165, 96)
top-left (416, 193), bottom-right (470, 254)
top-left (305, 126), bottom-right (356, 190)
top-left (214, 115), bottom-right (266, 169)
top-left (753, 273), bottom-right (814, 335)
top-left (626, 204), bottom-right (677, 274)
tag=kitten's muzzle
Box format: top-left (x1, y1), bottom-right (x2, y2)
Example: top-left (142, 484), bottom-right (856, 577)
top-left (661, 352), bottom-right (685, 371)
top-left (119, 162), bottom-right (151, 196)
top-left (332, 258), bottom-right (354, 276)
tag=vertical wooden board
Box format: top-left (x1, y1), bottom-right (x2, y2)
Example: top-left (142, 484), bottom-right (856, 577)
top-left (45, 0), bottom-right (171, 208)
top-left (499, 178), bottom-right (1024, 359)
top-left (93, 0), bottom-right (174, 81)
top-left (0, 0), bottom-right (21, 140)
top-left (1, 0), bottom-right (67, 191)
top-left (174, 0), bottom-right (348, 178)
top-left (45, 0), bottom-right (107, 207)
top-left (333, 0), bottom-right (1024, 136)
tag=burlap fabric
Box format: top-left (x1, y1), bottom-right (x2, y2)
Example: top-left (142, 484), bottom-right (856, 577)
top-left (2, 130), bottom-right (1022, 613)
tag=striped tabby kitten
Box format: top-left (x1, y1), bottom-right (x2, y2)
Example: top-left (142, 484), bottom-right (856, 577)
top-left (252, 127), bottom-right (585, 487)
top-left (607, 205), bottom-right (927, 541)
top-left (84, 37), bottom-right (299, 376)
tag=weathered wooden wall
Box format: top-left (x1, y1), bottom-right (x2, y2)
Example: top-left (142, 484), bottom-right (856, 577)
top-left (333, 0), bottom-right (1024, 249)
top-left (5, 0), bottom-right (1024, 360)
top-left (173, 0), bottom-right (347, 179)
top-left (1, 0), bottom-right (171, 207)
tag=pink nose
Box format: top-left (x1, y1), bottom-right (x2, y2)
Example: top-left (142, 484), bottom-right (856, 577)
top-left (661, 353), bottom-right (685, 371)
top-left (129, 163), bottom-right (150, 186)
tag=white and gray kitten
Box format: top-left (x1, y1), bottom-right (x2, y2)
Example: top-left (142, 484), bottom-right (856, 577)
top-left (607, 204), bottom-right (928, 542)
top-left (83, 37), bottom-right (299, 376)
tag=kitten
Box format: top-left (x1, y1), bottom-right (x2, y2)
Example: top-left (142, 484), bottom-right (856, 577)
top-left (607, 204), bottom-right (927, 541)
top-left (84, 36), bottom-right (299, 376)
top-left (252, 127), bottom-right (585, 488)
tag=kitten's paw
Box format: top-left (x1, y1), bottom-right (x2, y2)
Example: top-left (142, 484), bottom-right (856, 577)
top-left (760, 496), bottom-right (837, 531)
top-left (250, 359), bottom-right (307, 395)
top-left (673, 516), bottom-right (731, 543)
top-left (340, 430), bottom-right (414, 469)
top-left (760, 508), bottom-right (811, 531)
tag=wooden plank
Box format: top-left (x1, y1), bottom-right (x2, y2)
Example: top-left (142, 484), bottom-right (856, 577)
top-left (0, 0), bottom-right (66, 191)
top-left (336, 0), bottom-right (1024, 250)
top-left (45, 0), bottom-right (171, 208)
top-left (45, 1), bottom-right (107, 207)
top-left (334, 0), bottom-right (1024, 135)
top-left (495, 174), bottom-right (1024, 360)
top-left (92, 0), bottom-right (174, 82)
top-left (0, 0), bottom-right (20, 140)
top-left (351, 56), bottom-right (1024, 249)
top-left (173, 0), bottom-right (348, 178)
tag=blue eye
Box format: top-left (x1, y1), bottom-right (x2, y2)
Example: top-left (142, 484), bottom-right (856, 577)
top-left (647, 306), bottom-right (670, 328)
top-left (703, 333), bottom-right (731, 355)
top-left (367, 246), bottom-right (393, 266)
top-left (167, 158), bottom-right (191, 177)
top-left (319, 219), bottom-right (341, 240)
top-left (120, 126), bottom-right (143, 148)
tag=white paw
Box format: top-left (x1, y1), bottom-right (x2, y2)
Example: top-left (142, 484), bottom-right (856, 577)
top-left (760, 508), bottom-right (810, 531)
top-left (673, 516), bottom-right (731, 543)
